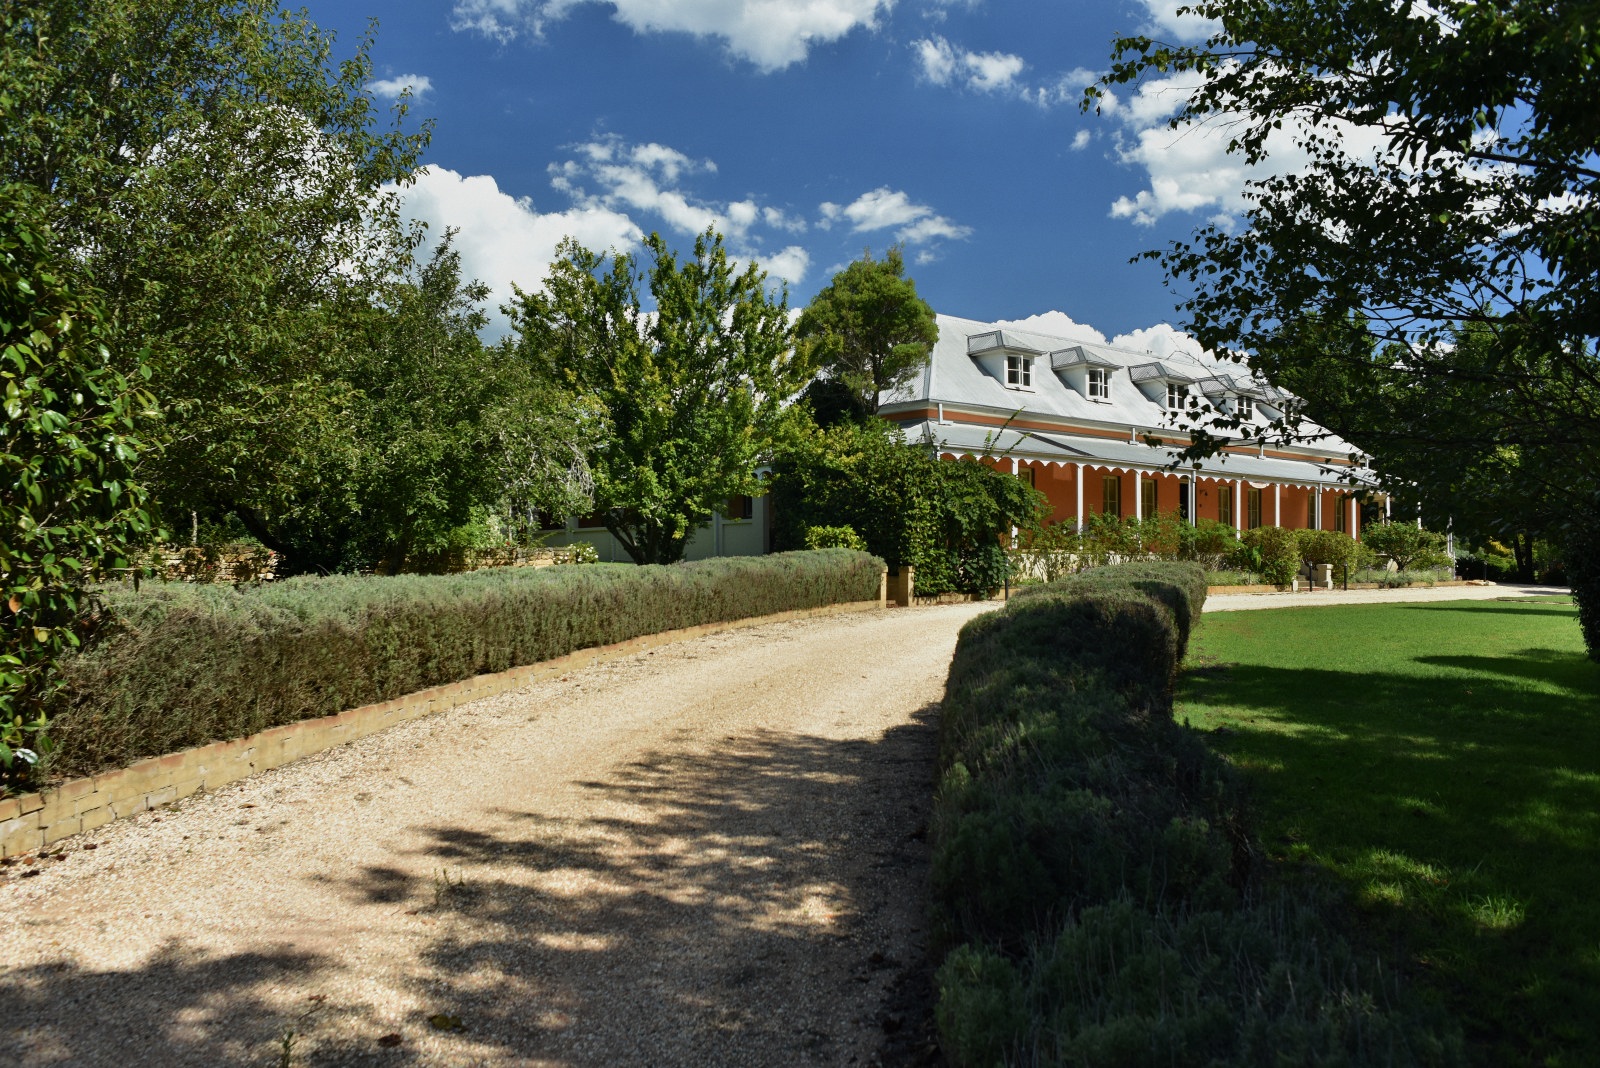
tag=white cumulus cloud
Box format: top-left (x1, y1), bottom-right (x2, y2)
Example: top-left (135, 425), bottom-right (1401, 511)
top-left (451, 0), bottom-right (889, 71)
top-left (550, 134), bottom-right (805, 251)
top-left (366, 74), bottom-right (433, 99)
top-left (995, 311), bottom-right (1109, 346)
top-left (754, 244), bottom-right (811, 286)
top-left (819, 186), bottom-right (972, 245)
top-left (1109, 323), bottom-right (1205, 359)
top-left (1138, 0), bottom-right (1221, 44)
top-left (913, 34), bottom-right (1024, 92)
top-left (392, 166), bottom-right (643, 337)
top-left (1100, 67), bottom-right (1394, 226)
top-left (913, 39), bottom-right (1099, 109)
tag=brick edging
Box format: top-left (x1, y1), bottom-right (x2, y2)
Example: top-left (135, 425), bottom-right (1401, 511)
top-left (0, 598), bottom-right (885, 858)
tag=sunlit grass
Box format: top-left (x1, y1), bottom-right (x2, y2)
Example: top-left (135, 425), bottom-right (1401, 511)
top-left (1179, 599), bottom-right (1600, 1066)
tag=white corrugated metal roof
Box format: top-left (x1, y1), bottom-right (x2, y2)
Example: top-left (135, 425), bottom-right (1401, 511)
top-left (881, 313), bottom-right (1358, 458)
top-left (899, 419), bottom-right (1375, 488)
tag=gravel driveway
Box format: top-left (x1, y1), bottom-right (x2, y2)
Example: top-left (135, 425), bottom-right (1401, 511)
top-left (0, 602), bottom-right (993, 1068)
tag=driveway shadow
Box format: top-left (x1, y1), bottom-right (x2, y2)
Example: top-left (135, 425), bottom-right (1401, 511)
top-left (349, 705), bottom-right (943, 1066)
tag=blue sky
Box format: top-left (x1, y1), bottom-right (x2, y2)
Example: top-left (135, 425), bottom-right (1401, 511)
top-left (308, 0), bottom-right (1258, 349)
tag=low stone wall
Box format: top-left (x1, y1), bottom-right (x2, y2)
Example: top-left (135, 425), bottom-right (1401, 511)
top-left (0, 598), bottom-right (884, 859)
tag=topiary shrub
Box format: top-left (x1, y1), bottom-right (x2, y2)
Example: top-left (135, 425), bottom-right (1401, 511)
top-left (928, 561), bottom-right (1462, 1066)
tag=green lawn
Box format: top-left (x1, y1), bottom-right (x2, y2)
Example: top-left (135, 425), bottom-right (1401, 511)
top-left (1178, 599), bottom-right (1600, 1067)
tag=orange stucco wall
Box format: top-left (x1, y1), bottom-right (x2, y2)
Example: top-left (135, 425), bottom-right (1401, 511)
top-left (998, 459), bottom-right (1362, 537)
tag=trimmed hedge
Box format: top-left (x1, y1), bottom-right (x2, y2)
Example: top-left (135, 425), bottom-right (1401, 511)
top-left (47, 549), bottom-right (884, 781)
top-left (930, 561), bottom-right (1461, 1066)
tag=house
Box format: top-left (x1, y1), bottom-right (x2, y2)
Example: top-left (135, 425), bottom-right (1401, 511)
top-left (540, 312), bottom-right (1371, 563)
top-left (877, 314), bottom-right (1374, 536)
top-left (543, 492), bottom-right (770, 564)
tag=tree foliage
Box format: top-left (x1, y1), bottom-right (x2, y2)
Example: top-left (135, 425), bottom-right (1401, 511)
top-left (508, 230), bottom-right (804, 565)
top-left (1568, 489), bottom-right (1600, 661)
top-left (1256, 316), bottom-right (1567, 580)
top-left (1094, 0), bottom-right (1600, 639)
top-left (1, 194), bottom-right (158, 785)
top-left (2, 0), bottom-right (430, 568)
top-left (771, 420), bottom-right (1042, 596)
top-left (287, 233), bottom-right (600, 574)
top-left (795, 246), bottom-right (939, 414)
top-left (1361, 523), bottom-right (1452, 573)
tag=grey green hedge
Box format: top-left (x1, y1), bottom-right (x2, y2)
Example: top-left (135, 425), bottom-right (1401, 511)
top-left (930, 561), bottom-right (1462, 1066)
top-left (48, 549), bottom-right (883, 781)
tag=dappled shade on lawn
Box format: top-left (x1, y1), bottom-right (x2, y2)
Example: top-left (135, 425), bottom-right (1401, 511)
top-left (1179, 599), bottom-right (1600, 1065)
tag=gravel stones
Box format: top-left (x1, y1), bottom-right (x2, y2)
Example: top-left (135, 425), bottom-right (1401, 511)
top-left (0, 602), bottom-right (991, 1067)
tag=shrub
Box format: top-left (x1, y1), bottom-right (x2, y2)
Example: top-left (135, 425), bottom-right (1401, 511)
top-left (1, 193), bottom-right (159, 791)
top-left (1298, 529), bottom-right (1360, 570)
top-left (46, 549), bottom-right (884, 781)
top-left (803, 524), bottom-right (868, 551)
top-left (1014, 518), bottom-right (1081, 584)
top-left (1455, 544), bottom-right (1514, 581)
top-left (1362, 523), bottom-right (1452, 572)
top-left (929, 561), bottom-right (1460, 1066)
top-left (1564, 492), bottom-right (1600, 661)
top-left (1179, 517), bottom-right (1241, 569)
top-left (771, 420), bottom-right (1040, 596)
top-left (1237, 526), bottom-right (1301, 586)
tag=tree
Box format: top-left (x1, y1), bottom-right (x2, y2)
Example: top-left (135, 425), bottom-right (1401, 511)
top-left (1257, 317), bottom-right (1570, 581)
top-left (507, 230), bottom-right (805, 565)
top-left (2, 0), bottom-right (429, 569)
top-left (1093, 0), bottom-right (1600, 643)
top-left (770, 419), bottom-right (1042, 596)
top-left (338, 233), bottom-right (598, 573)
top-left (1, 194), bottom-right (158, 786)
top-left (1361, 524), bottom-right (1451, 573)
top-left (795, 247), bottom-right (939, 414)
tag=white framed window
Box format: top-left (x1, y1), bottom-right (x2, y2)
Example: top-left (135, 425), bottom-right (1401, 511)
top-left (1087, 367), bottom-right (1111, 400)
top-left (1236, 395), bottom-right (1255, 420)
top-left (1166, 382), bottom-right (1188, 410)
top-left (1006, 355), bottom-right (1033, 388)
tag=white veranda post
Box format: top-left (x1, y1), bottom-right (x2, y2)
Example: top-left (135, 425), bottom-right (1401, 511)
top-left (1274, 484), bottom-right (1281, 526)
top-left (1134, 470), bottom-right (1143, 521)
top-left (1075, 463), bottom-right (1085, 533)
top-left (1235, 478), bottom-right (1244, 532)
top-left (1349, 497), bottom-right (1358, 537)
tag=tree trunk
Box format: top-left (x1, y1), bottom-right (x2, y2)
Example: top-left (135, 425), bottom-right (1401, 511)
top-left (227, 503), bottom-right (298, 570)
top-left (1511, 531), bottom-right (1536, 583)
top-left (610, 515), bottom-right (691, 565)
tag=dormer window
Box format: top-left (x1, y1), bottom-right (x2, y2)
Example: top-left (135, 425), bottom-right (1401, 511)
top-left (1166, 383), bottom-right (1188, 410)
top-left (1236, 395), bottom-right (1255, 420)
top-left (1006, 355), bottom-right (1033, 388)
top-left (1087, 367), bottom-right (1111, 401)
